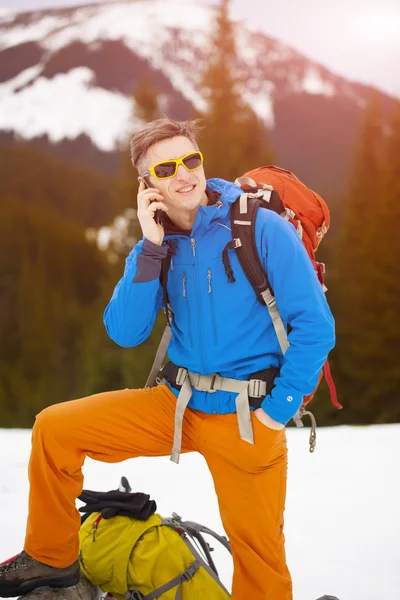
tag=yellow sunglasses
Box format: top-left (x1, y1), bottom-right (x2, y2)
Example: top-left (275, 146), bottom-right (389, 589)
top-left (140, 151), bottom-right (204, 180)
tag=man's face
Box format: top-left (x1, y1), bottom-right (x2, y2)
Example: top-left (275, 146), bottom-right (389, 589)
top-left (140, 136), bottom-right (207, 213)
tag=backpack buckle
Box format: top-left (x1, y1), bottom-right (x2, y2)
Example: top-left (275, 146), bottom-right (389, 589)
top-left (175, 368), bottom-right (187, 387)
top-left (233, 238), bottom-right (242, 248)
top-left (190, 373), bottom-right (220, 393)
top-left (247, 188), bottom-right (273, 202)
top-left (281, 208), bottom-right (296, 221)
top-left (181, 563), bottom-right (199, 581)
top-left (248, 379), bottom-right (267, 398)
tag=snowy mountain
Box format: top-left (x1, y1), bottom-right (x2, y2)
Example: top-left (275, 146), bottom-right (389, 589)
top-left (0, 0), bottom-right (396, 192)
top-left (1, 424), bottom-right (400, 600)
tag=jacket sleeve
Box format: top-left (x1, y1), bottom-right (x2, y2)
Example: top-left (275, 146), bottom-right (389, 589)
top-left (256, 210), bottom-right (336, 425)
top-left (103, 238), bottom-right (167, 347)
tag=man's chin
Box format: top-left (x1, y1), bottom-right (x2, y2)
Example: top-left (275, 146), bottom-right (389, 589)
top-left (174, 192), bottom-right (202, 209)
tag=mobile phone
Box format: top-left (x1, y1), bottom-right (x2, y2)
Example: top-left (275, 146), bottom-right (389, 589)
top-left (142, 177), bottom-right (163, 225)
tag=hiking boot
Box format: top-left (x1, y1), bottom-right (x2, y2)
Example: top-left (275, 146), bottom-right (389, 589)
top-left (0, 551), bottom-right (80, 598)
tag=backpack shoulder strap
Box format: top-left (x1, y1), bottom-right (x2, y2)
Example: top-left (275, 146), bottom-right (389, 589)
top-left (174, 518), bottom-right (231, 555)
top-left (229, 190), bottom-right (290, 355)
top-left (159, 240), bottom-right (176, 326)
top-left (144, 325), bottom-right (172, 388)
top-left (230, 190), bottom-right (272, 301)
top-left (144, 240), bottom-right (176, 388)
top-left (133, 560), bottom-right (201, 600)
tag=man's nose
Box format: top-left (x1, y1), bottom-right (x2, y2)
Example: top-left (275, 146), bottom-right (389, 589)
top-left (176, 164), bottom-right (191, 181)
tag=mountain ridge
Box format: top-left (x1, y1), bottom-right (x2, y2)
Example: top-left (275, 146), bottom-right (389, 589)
top-left (0, 0), bottom-right (397, 195)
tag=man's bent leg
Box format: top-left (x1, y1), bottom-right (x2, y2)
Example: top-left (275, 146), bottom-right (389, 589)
top-left (200, 412), bottom-right (292, 600)
top-left (24, 384), bottom-right (190, 568)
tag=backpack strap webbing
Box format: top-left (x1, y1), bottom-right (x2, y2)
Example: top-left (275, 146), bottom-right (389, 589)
top-left (230, 193), bottom-right (272, 301)
top-left (171, 518), bottom-right (231, 555)
top-left (159, 241), bottom-right (176, 326)
top-left (137, 560), bottom-right (201, 600)
top-left (145, 325), bottom-right (172, 388)
top-left (144, 240), bottom-right (176, 389)
top-left (230, 192), bottom-right (290, 355)
top-left (161, 515), bottom-right (231, 596)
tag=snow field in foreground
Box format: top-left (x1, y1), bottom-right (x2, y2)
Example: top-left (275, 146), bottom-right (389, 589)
top-left (0, 424), bottom-right (399, 600)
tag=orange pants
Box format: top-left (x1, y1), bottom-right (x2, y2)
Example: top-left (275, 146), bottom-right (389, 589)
top-left (24, 384), bottom-right (292, 600)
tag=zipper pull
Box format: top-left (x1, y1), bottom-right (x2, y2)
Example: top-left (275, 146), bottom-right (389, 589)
top-left (170, 256), bottom-right (174, 270)
top-left (207, 269), bottom-right (212, 294)
top-left (92, 515), bottom-right (102, 541)
top-left (182, 273), bottom-right (187, 297)
top-left (191, 238), bottom-right (196, 258)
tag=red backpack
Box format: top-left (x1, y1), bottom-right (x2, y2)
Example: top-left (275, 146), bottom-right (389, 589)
top-left (233, 166), bottom-right (342, 434)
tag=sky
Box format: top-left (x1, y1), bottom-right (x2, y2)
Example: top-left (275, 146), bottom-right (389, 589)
top-left (1, 0), bottom-right (399, 98)
top-left (1, 424), bottom-right (400, 600)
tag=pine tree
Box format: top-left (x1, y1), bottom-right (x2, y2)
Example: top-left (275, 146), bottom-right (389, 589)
top-left (134, 75), bottom-right (159, 123)
top-left (328, 93), bottom-right (399, 423)
top-left (199, 0), bottom-right (274, 181)
top-left (367, 100), bottom-right (400, 421)
top-left (111, 77), bottom-right (161, 258)
top-left (0, 196), bottom-right (110, 426)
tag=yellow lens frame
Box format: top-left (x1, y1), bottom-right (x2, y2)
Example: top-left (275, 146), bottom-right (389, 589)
top-left (141, 151), bottom-right (204, 180)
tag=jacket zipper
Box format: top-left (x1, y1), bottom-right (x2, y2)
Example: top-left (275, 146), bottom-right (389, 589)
top-left (207, 269), bottom-right (218, 345)
top-left (182, 273), bottom-right (194, 346)
top-left (191, 237), bottom-right (207, 372)
top-left (182, 273), bottom-right (187, 297)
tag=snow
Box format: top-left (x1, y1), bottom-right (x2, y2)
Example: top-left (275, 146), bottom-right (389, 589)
top-left (0, 0), bottom-right (213, 148)
top-left (0, 65), bottom-right (43, 94)
top-left (0, 67), bottom-right (140, 151)
top-left (0, 15), bottom-right (71, 49)
top-left (0, 1), bottom-right (212, 54)
top-left (0, 6), bottom-right (14, 22)
top-left (1, 424), bottom-right (399, 600)
top-left (243, 81), bottom-right (275, 128)
top-left (0, 0), bottom-right (362, 151)
top-left (302, 66), bottom-right (335, 96)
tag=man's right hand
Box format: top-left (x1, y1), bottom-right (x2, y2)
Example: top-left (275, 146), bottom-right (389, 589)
top-left (137, 180), bottom-right (169, 246)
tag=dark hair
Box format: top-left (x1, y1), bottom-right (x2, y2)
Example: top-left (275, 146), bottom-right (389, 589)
top-left (130, 117), bottom-right (203, 171)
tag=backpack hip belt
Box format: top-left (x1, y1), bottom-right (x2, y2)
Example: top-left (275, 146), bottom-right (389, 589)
top-left (161, 361), bottom-right (280, 464)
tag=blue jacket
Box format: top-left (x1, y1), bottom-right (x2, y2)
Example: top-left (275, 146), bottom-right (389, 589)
top-left (104, 178), bottom-right (335, 425)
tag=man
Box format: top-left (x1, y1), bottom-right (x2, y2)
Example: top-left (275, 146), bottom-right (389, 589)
top-left (0, 118), bottom-right (335, 600)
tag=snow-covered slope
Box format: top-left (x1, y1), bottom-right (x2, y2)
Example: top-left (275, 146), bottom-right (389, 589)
top-left (1, 424), bottom-right (399, 600)
top-left (0, 0), bottom-right (372, 152)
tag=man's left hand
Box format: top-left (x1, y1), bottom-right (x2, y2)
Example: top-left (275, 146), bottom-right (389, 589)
top-left (254, 408), bottom-right (285, 430)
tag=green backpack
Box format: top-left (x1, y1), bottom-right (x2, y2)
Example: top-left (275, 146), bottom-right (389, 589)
top-left (79, 485), bottom-right (231, 600)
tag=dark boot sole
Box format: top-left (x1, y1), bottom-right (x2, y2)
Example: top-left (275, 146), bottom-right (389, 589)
top-left (0, 571), bottom-right (80, 598)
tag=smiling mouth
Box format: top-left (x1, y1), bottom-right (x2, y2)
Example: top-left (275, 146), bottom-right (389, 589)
top-left (176, 185), bottom-right (195, 193)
